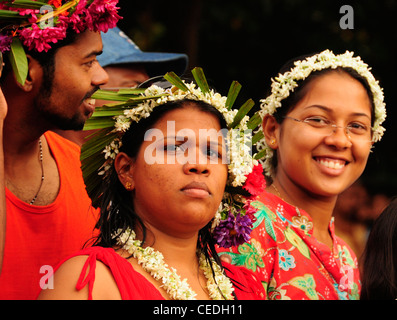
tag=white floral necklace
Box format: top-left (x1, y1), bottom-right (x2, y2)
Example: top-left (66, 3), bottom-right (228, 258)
top-left (115, 228), bottom-right (235, 300)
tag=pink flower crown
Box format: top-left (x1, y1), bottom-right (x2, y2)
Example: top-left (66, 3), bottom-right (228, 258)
top-left (0, 0), bottom-right (122, 53)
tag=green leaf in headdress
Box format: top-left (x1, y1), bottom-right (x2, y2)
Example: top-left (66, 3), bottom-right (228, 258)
top-left (9, 37), bottom-right (28, 86)
top-left (225, 81), bottom-right (242, 110)
top-left (252, 131), bottom-right (264, 145)
top-left (246, 112), bottom-right (262, 130)
top-left (91, 89), bottom-right (141, 102)
top-left (83, 117), bottom-right (117, 131)
top-left (6, 0), bottom-right (49, 9)
top-left (81, 127), bottom-right (117, 163)
top-left (229, 98), bottom-right (255, 129)
top-left (0, 9), bottom-right (26, 18)
top-left (254, 148), bottom-right (267, 160)
top-left (164, 71), bottom-right (189, 91)
top-left (81, 127), bottom-right (119, 201)
top-left (191, 67), bottom-right (210, 94)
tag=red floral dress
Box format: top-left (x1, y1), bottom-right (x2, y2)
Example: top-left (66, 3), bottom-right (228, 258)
top-left (217, 191), bottom-right (361, 300)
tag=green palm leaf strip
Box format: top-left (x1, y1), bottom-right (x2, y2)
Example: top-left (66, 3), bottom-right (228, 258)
top-left (191, 67), bottom-right (210, 94)
top-left (252, 131), bottom-right (264, 145)
top-left (254, 149), bottom-right (267, 160)
top-left (229, 98), bottom-right (255, 129)
top-left (83, 118), bottom-right (116, 131)
top-left (91, 88), bottom-right (145, 101)
top-left (163, 71), bottom-right (189, 91)
top-left (81, 128), bottom-right (118, 195)
top-left (91, 90), bottom-right (134, 102)
top-left (5, 0), bottom-right (49, 9)
top-left (225, 81), bottom-right (241, 110)
top-left (246, 112), bottom-right (261, 130)
top-left (0, 9), bottom-right (27, 18)
top-left (85, 91), bottom-right (167, 130)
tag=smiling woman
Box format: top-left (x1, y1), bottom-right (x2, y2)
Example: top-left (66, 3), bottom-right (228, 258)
top-left (217, 50), bottom-right (387, 300)
top-left (37, 68), bottom-right (266, 300)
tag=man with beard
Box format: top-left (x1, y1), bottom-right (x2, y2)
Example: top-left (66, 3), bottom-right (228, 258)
top-left (0, 1), bottom-right (121, 299)
top-left (56, 26), bottom-right (188, 146)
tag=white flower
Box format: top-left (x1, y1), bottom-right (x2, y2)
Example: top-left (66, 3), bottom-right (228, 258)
top-left (114, 116), bottom-right (131, 132)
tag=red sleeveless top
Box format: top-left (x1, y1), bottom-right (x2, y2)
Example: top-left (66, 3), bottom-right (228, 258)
top-left (0, 132), bottom-right (98, 300)
top-left (47, 246), bottom-right (265, 300)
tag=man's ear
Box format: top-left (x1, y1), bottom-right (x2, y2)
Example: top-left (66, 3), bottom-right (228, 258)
top-left (114, 152), bottom-right (135, 191)
top-left (18, 54), bottom-right (42, 92)
top-left (262, 114), bottom-right (280, 149)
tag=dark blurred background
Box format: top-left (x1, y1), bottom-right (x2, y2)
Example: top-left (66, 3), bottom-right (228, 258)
top-left (116, 0), bottom-right (397, 197)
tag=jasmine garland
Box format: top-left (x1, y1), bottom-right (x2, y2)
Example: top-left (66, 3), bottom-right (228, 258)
top-left (114, 228), bottom-right (235, 300)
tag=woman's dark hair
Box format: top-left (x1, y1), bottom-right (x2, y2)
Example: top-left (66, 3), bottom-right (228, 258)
top-left (89, 98), bottom-right (231, 291)
top-left (361, 196), bottom-right (397, 299)
top-left (269, 52), bottom-right (376, 171)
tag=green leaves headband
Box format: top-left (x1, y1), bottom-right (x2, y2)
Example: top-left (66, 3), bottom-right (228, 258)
top-left (81, 67), bottom-right (262, 203)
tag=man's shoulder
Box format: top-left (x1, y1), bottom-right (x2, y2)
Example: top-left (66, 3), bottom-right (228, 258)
top-left (45, 131), bottom-right (81, 156)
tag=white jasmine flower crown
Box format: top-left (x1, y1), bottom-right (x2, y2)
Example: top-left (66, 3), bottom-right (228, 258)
top-left (256, 49), bottom-right (386, 176)
top-left (81, 67), bottom-right (262, 202)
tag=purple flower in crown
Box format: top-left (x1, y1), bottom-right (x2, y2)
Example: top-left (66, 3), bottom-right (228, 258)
top-left (213, 209), bottom-right (253, 248)
top-left (0, 35), bottom-right (13, 53)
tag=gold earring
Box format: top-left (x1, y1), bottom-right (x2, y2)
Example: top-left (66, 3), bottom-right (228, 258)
top-left (125, 182), bottom-right (133, 190)
top-left (270, 138), bottom-right (276, 145)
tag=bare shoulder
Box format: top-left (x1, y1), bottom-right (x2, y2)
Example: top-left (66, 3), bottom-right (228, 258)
top-left (37, 255), bottom-right (122, 300)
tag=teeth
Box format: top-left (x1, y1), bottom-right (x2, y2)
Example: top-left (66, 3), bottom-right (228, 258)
top-left (88, 98), bottom-right (96, 105)
top-left (317, 159), bottom-right (345, 169)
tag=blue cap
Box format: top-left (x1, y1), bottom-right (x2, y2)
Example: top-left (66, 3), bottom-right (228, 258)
top-left (98, 27), bottom-right (188, 76)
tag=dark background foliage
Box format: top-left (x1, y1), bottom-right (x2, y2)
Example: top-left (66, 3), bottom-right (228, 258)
top-left (116, 0), bottom-right (397, 196)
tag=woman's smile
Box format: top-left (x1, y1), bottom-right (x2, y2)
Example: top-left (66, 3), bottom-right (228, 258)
top-left (314, 156), bottom-right (348, 176)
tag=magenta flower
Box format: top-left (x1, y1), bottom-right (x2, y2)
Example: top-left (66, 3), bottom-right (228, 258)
top-left (243, 201), bottom-right (257, 224)
top-left (19, 24), bottom-right (67, 52)
top-left (63, 0), bottom-right (121, 33)
top-left (88, 0), bottom-right (122, 32)
top-left (60, 10), bottom-right (87, 33)
top-left (16, 8), bottom-right (39, 23)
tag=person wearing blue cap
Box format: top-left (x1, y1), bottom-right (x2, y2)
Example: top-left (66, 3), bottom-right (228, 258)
top-left (57, 27), bottom-right (189, 146)
top-left (98, 26), bottom-right (188, 78)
